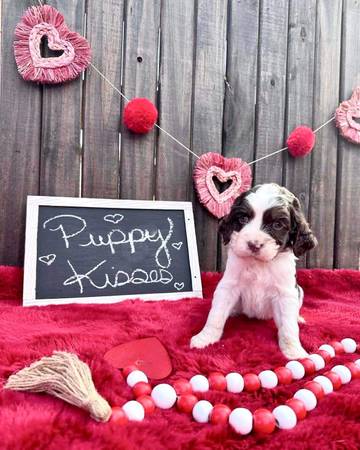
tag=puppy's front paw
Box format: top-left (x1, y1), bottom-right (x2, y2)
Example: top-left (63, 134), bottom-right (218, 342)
top-left (190, 329), bottom-right (221, 349)
top-left (281, 346), bottom-right (308, 360)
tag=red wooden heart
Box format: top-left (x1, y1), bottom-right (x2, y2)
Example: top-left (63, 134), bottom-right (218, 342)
top-left (104, 337), bottom-right (172, 380)
top-left (193, 152), bottom-right (252, 218)
top-left (14, 5), bottom-right (91, 84)
top-left (336, 87), bottom-right (360, 145)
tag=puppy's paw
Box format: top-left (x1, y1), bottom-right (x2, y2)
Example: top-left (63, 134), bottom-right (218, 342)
top-left (281, 346), bottom-right (308, 360)
top-left (190, 330), bottom-right (221, 349)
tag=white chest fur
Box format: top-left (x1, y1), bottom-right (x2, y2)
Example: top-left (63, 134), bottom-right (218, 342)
top-left (221, 249), bottom-right (298, 320)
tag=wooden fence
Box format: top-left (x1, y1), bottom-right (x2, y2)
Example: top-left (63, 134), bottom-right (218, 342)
top-left (1, 0), bottom-right (360, 271)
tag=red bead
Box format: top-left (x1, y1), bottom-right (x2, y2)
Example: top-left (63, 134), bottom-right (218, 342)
top-left (299, 358), bottom-right (316, 375)
top-left (137, 395), bottom-right (156, 415)
top-left (285, 398), bottom-right (307, 420)
top-left (177, 394), bottom-right (198, 414)
top-left (253, 408), bottom-right (276, 434)
top-left (323, 371), bottom-right (342, 390)
top-left (123, 365), bottom-right (138, 377)
top-left (208, 372), bottom-right (227, 391)
top-left (274, 367), bottom-right (293, 384)
top-left (173, 379), bottom-right (193, 396)
top-left (110, 406), bottom-right (128, 425)
top-left (133, 381), bottom-right (152, 397)
top-left (304, 381), bottom-right (325, 400)
top-left (329, 341), bottom-right (345, 355)
top-left (344, 362), bottom-right (360, 379)
top-left (317, 350), bottom-right (331, 363)
top-left (210, 404), bottom-right (232, 425)
top-left (243, 373), bottom-right (261, 392)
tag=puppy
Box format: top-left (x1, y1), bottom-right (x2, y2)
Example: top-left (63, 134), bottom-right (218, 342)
top-left (190, 183), bottom-right (317, 359)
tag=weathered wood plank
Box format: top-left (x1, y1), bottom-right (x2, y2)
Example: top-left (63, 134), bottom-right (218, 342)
top-left (220, 0), bottom-right (260, 270)
top-left (308, 0), bottom-right (342, 268)
top-left (253, 0), bottom-right (288, 186)
top-left (191, 0), bottom-right (227, 271)
top-left (334, 0), bottom-right (360, 269)
top-left (155, 0), bottom-right (195, 202)
top-left (40, 0), bottom-right (85, 197)
top-left (283, 0), bottom-right (316, 267)
top-left (120, 0), bottom-right (160, 200)
top-left (82, 0), bottom-right (124, 198)
top-left (0, 0), bottom-right (41, 265)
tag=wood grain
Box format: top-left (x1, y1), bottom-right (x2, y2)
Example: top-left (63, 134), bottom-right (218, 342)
top-left (334, 0), bottom-right (360, 269)
top-left (40, 0), bottom-right (85, 197)
top-left (253, 0), bottom-right (289, 186)
top-left (120, 0), bottom-right (160, 200)
top-left (82, 0), bottom-right (124, 199)
top-left (155, 0), bottom-right (195, 202)
top-left (308, 0), bottom-right (342, 268)
top-left (191, 0), bottom-right (227, 271)
top-left (283, 0), bottom-right (316, 267)
top-left (0, 0), bottom-right (42, 265)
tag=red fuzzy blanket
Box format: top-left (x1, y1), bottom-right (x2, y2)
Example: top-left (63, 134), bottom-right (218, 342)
top-left (0, 266), bottom-right (359, 449)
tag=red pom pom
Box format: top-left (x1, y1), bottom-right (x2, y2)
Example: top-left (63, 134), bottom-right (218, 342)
top-left (123, 98), bottom-right (158, 134)
top-left (287, 126), bottom-right (315, 157)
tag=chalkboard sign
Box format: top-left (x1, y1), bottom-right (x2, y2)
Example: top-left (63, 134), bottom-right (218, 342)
top-left (23, 196), bottom-right (202, 306)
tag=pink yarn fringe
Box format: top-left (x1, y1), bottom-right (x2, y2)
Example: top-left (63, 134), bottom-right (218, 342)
top-left (14, 5), bottom-right (91, 84)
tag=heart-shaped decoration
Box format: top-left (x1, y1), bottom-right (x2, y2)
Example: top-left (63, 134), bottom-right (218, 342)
top-left (193, 152), bottom-right (252, 218)
top-left (172, 242), bottom-right (183, 250)
top-left (104, 214), bottom-right (124, 224)
top-left (174, 282), bottom-right (185, 291)
top-left (14, 5), bottom-right (91, 84)
top-left (38, 254), bottom-right (56, 266)
top-left (336, 87), bottom-right (360, 145)
top-left (104, 337), bottom-right (172, 380)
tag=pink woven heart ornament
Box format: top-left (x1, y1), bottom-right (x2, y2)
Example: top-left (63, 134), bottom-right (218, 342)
top-left (14, 5), bottom-right (91, 84)
top-left (336, 87), bottom-right (360, 145)
top-left (193, 152), bottom-right (252, 218)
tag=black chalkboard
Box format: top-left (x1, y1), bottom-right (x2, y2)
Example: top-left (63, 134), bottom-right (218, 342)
top-left (23, 197), bottom-right (202, 305)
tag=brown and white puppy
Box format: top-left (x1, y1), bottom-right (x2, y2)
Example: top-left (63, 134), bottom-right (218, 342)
top-left (190, 183), bottom-right (317, 359)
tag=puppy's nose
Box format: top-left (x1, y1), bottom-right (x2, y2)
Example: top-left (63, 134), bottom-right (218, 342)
top-left (247, 241), bottom-right (263, 253)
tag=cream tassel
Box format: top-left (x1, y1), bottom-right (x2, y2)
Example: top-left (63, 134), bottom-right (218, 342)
top-left (5, 351), bottom-right (112, 422)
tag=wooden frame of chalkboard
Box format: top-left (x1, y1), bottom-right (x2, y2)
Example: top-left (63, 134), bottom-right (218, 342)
top-left (23, 196), bottom-right (202, 306)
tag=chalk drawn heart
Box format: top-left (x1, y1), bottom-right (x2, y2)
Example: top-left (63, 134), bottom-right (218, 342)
top-left (104, 214), bottom-right (124, 224)
top-left (174, 282), bottom-right (184, 291)
top-left (193, 152), bottom-right (252, 219)
top-left (336, 87), bottom-right (360, 145)
top-left (172, 242), bottom-right (183, 250)
top-left (14, 5), bottom-right (91, 84)
top-left (39, 254), bottom-right (56, 266)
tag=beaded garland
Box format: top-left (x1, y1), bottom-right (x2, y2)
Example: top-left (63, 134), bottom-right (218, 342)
top-left (110, 338), bottom-right (360, 435)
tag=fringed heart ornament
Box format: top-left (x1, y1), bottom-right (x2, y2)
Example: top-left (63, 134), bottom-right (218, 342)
top-left (14, 5), bottom-right (91, 84)
top-left (193, 152), bottom-right (252, 219)
top-left (336, 87), bottom-right (360, 145)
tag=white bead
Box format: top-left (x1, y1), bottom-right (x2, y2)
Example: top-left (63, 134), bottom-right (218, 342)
top-left (229, 408), bottom-right (253, 435)
top-left (341, 338), bottom-right (357, 353)
top-left (313, 375), bottom-right (333, 394)
top-left (225, 372), bottom-right (244, 393)
top-left (189, 374), bottom-right (209, 392)
top-left (308, 354), bottom-right (325, 371)
top-left (332, 365), bottom-right (352, 384)
top-left (258, 370), bottom-right (278, 389)
top-left (285, 361), bottom-right (305, 380)
top-left (355, 359), bottom-right (360, 368)
top-left (151, 384), bottom-right (177, 409)
top-left (192, 400), bottom-right (213, 423)
top-left (122, 400), bottom-right (145, 421)
top-left (126, 370), bottom-right (148, 387)
top-left (294, 389), bottom-right (317, 411)
top-left (272, 405), bottom-right (297, 430)
top-left (318, 344), bottom-right (335, 358)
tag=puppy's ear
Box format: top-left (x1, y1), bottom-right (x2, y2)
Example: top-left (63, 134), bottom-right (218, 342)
top-left (219, 213), bottom-right (234, 245)
top-left (290, 198), bottom-right (318, 257)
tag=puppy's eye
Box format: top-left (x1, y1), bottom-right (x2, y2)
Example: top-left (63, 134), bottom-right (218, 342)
top-left (239, 216), bottom-right (249, 225)
top-left (272, 221), bottom-right (284, 230)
